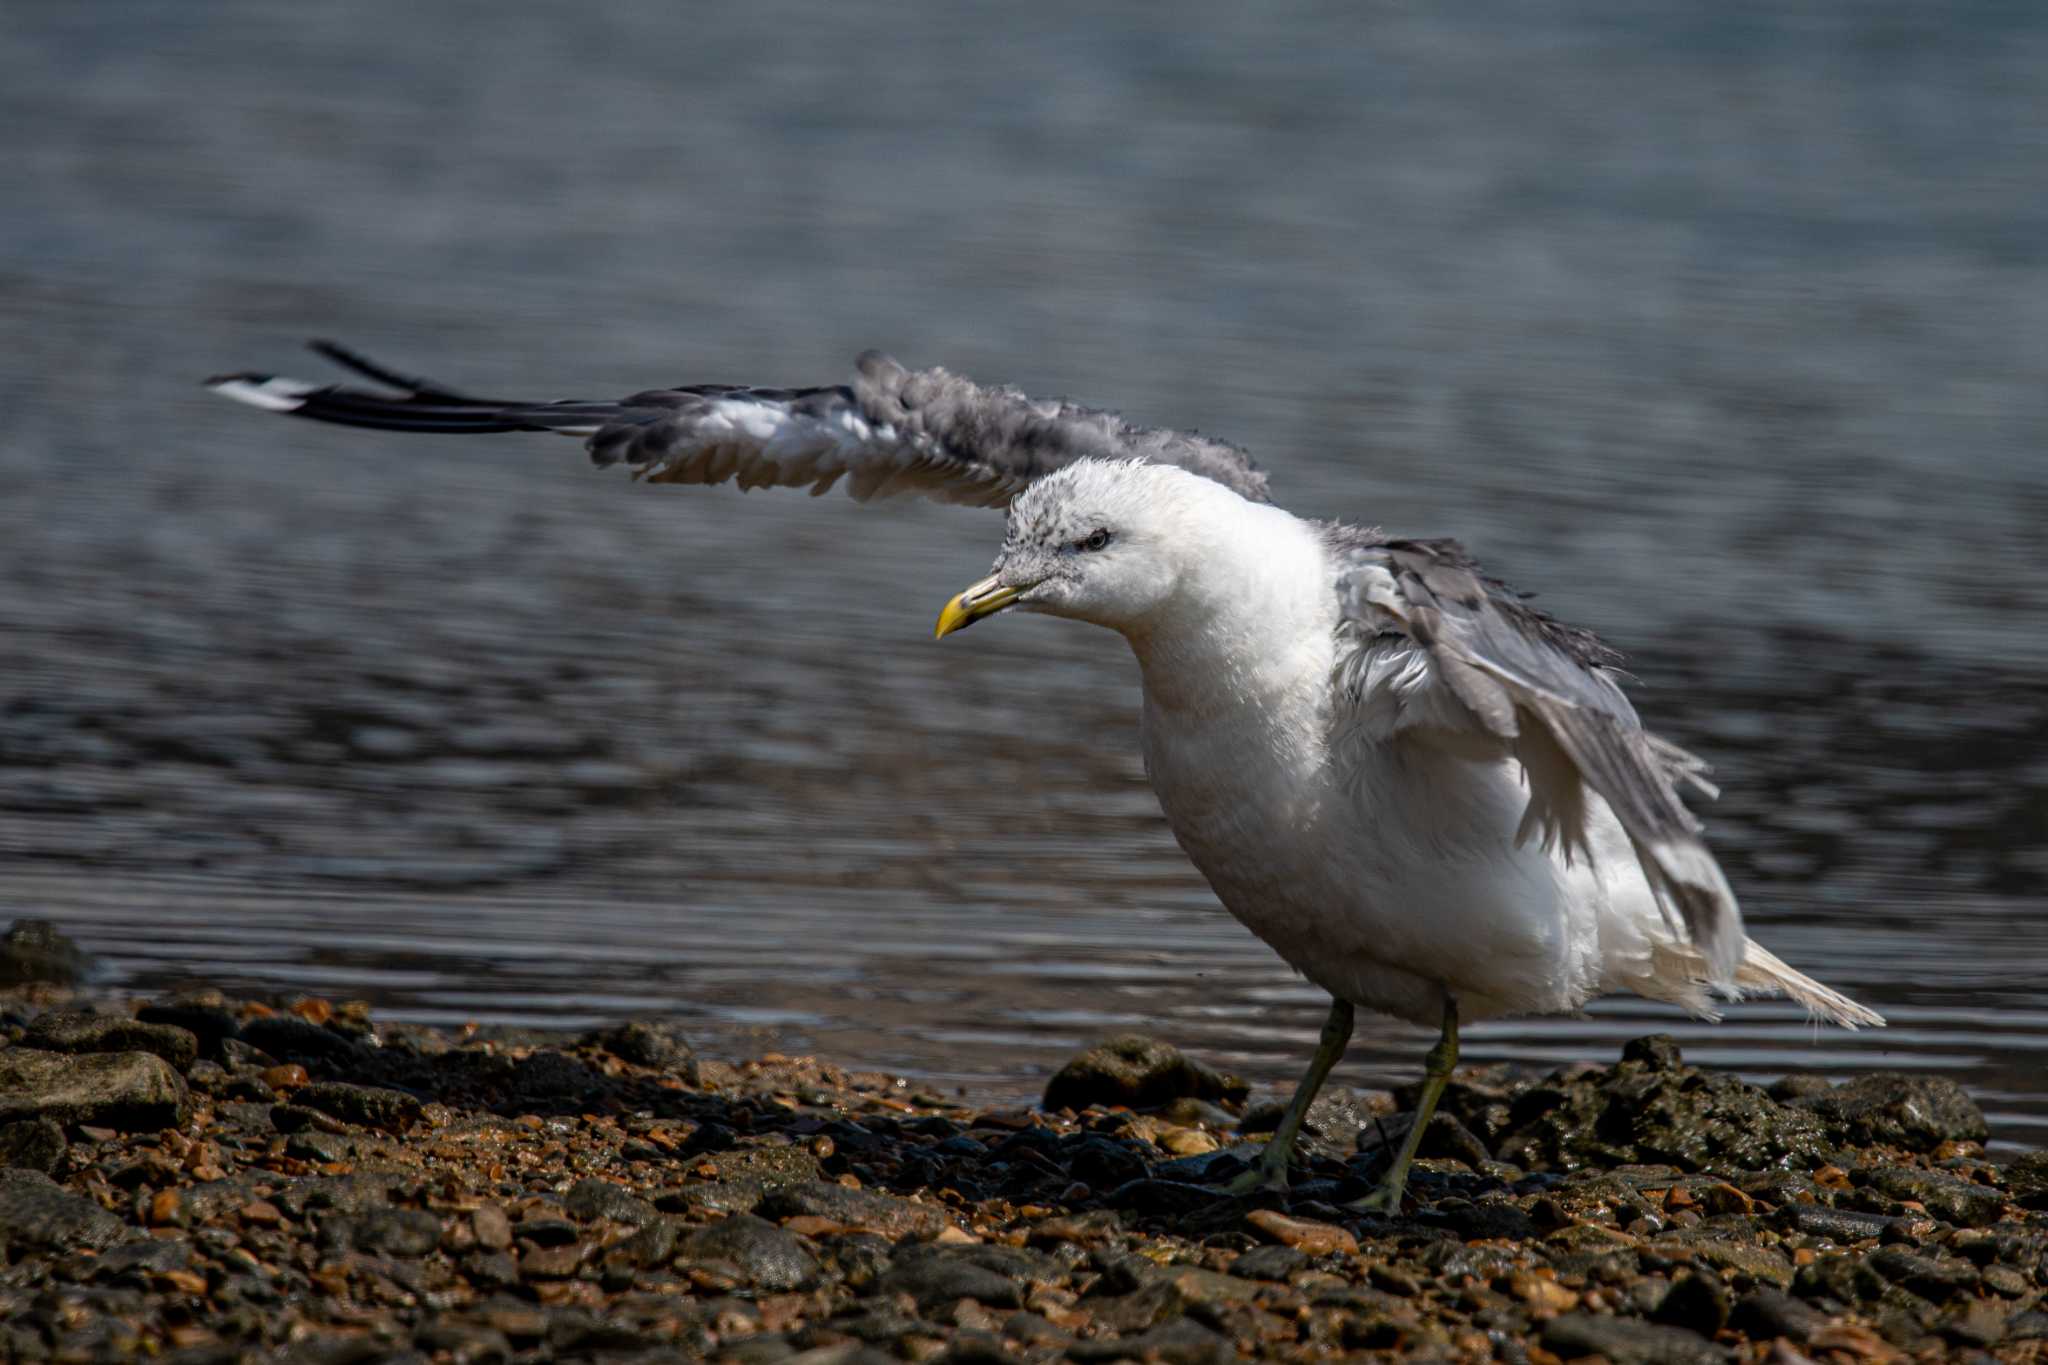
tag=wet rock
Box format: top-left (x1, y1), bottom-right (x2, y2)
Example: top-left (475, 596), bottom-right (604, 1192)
top-left (23, 1011), bottom-right (199, 1071)
top-left (1653, 1270), bottom-right (1732, 1337)
top-left (1068, 1317), bottom-right (1236, 1364)
top-left (1866, 1245), bottom-right (1977, 1301)
top-left (329, 1207), bottom-right (443, 1257)
top-left (0, 918), bottom-right (88, 986)
top-left (601, 1215), bottom-right (682, 1271)
top-left (563, 1176), bottom-right (657, 1226)
top-left (583, 1019), bottom-right (693, 1071)
top-left (2005, 1148), bottom-right (2048, 1209)
top-left (286, 1131), bottom-right (354, 1163)
top-left (135, 1000), bottom-right (240, 1055)
top-left (0, 1169), bottom-right (126, 1250)
top-left (681, 1212), bottom-right (817, 1291)
top-left (239, 1015), bottom-right (362, 1066)
top-left (1229, 1245), bottom-right (1308, 1281)
top-left (0, 1117), bottom-right (66, 1175)
top-left (1042, 1035), bottom-right (1249, 1112)
top-left (757, 1180), bottom-right (951, 1238)
top-left (1541, 1311), bottom-right (1733, 1364)
top-left (1862, 1165), bottom-right (2003, 1227)
top-left (1495, 1040), bottom-right (1833, 1174)
top-left (93, 1237), bottom-right (193, 1280)
top-left (1784, 1205), bottom-right (1898, 1243)
top-left (879, 1245), bottom-right (1024, 1311)
top-left (1729, 1288), bottom-right (1827, 1344)
top-left (0, 1047), bottom-right (188, 1128)
top-left (1245, 1208), bottom-right (1358, 1255)
top-left (293, 1081), bottom-right (424, 1132)
top-left (1789, 1073), bottom-right (1987, 1151)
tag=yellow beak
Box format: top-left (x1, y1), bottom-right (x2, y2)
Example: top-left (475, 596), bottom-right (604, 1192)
top-left (934, 575), bottom-right (1026, 639)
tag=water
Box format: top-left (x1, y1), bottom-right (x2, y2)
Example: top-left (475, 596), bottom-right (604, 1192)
top-left (3, 2), bottom-right (2043, 1148)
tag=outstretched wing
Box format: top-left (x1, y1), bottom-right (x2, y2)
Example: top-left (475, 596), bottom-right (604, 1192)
top-left (207, 340), bottom-right (1271, 509)
top-left (1328, 532), bottom-right (1742, 986)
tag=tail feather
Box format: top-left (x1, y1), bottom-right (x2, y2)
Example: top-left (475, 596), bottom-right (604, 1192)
top-left (1735, 942), bottom-right (1886, 1029)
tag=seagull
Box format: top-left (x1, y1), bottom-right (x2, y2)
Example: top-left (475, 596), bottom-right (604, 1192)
top-left (209, 341), bottom-right (1883, 1209)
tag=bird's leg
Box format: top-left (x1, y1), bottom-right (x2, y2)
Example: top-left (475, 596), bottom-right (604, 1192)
top-left (1220, 996), bottom-right (1353, 1194)
top-left (1350, 994), bottom-right (1458, 1213)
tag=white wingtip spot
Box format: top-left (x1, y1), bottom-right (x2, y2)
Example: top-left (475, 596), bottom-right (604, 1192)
top-left (208, 376), bottom-right (317, 412)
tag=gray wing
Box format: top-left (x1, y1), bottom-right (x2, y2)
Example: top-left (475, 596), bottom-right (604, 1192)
top-left (1330, 533), bottom-right (1741, 985)
top-left (207, 341), bottom-right (1271, 508)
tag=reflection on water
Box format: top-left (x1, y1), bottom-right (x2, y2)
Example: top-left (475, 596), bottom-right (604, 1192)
top-left (2, 3), bottom-right (2043, 1147)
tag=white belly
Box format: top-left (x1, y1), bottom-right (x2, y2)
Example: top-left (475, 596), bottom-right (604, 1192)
top-left (1140, 697), bottom-right (1615, 1026)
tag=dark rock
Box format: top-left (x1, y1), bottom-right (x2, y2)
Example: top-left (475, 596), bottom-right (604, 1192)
top-left (93, 1238), bottom-right (192, 1279)
top-left (1793, 1253), bottom-right (1888, 1305)
top-left (0, 919), bottom-right (88, 986)
top-left (1863, 1165), bottom-right (2003, 1227)
top-left (1062, 1133), bottom-right (1149, 1188)
top-left (1495, 1048), bottom-right (1832, 1174)
top-left (1786, 1205), bottom-right (1899, 1242)
top-left (136, 1002), bottom-right (240, 1055)
top-left (1229, 1245), bottom-right (1307, 1281)
top-left (238, 1016), bottom-right (361, 1066)
top-left (0, 1117), bottom-right (66, 1175)
top-left (696, 1143), bottom-right (821, 1191)
top-left (23, 1012), bottom-right (199, 1072)
top-left (757, 1180), bottom-right (951, 1237)
top-left (1067, 1317), bottom-right (1236, 1364)
top-left (681, 1213), bottom-right (817, 1291)
top-left (583, 1019), bottom-right (692, 1071)
top-left (1768, 1074), bottom-right (1834, 1103)
top-left (601, 1216), bottom-right (682, 1271)
top-left (515, 1216), bottom-right (581, 1247)
top-left (0, 1048), bottom-right (188, 1128)
top-left (1238, 1088), bottom-right (1381, 1161)
top-left (0, 1169), bottom-right (126, 1251)
top-left (1867, 1245), bottom-right (1977, 1302)
top-left (1729, 1288), bottom-right (1828, 1344)
top-left (1653, 1270), bottom-right (1731, 1337)
top-left (1789, 1074), bottom-right (1987, 1151)
top-left (1042, 1035), bottom-right (1249, 1112)
top-left (508, 1049), bottom-right (600, 1101)
top-left (1622, 1035), bottom-right (1685, 1071)
top-left (1423, 1199), bottom-right (1536, 1241)
top-left (285, 1132), bottom-right (353, 1163)
top-left (1541, 1311), bottom-right (1733, 1364)
top-left (293, 1082), bottom-right (424, 1132)
top-left (879, 1246), bottom-right (1023, 1311)
top-left (2009, 1310), bottom-right (2048, 1342)
top-left (563, 1177), bottom-right (657, 1226)
top-left (328, 1207), bottom-right (443, 1258)
top-left (2005, 1149), bottom-right (2048, 1209)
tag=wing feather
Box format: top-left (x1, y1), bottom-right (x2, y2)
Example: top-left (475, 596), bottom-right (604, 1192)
top-left (206, 341), bottom-right (1270, 509)
top-left (1332, 533), bottom-right (1743, 986)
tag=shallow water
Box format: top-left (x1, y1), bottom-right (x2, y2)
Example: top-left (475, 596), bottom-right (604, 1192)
top-left (3, 3), bottom-right (2044, 1147)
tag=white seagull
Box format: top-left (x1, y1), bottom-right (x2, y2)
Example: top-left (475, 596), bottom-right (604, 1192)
top-left (209, 341), bottom-right (1882, 1209)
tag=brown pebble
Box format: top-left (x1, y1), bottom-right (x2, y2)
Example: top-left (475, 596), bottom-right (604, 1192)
top-left (933, 1224), bottom-right (979, 1245)
top-left (520, 1243), bottom-right (585, 1279)
top-left (1508, 1271), bottom-right (1581, 1316)
top-left (289, 997), bottom-right (333, 1026)
top-left (781, 1215), bottom-right (850, 1238)
top-left (239, 1199), bottom-right (283, 1227)
top-left (262, 1064), bottom-right (309, 1090)
top-left (1246, 1208), bottom-right (1359, 1256)
top-left (156, 1268), bottom-right (209, 1296)
top-left (473, 1203), bottom-right (513, 1250)
top-left (148, 1189), bottom-right (182, 1226)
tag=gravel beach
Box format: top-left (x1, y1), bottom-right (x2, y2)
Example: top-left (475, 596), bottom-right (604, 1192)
top-left (1, 921), bottom-right (2043, 1364)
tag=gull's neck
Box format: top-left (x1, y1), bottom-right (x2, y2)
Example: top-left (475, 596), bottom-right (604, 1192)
top-left (1123, 500), bottom-right (1339, 722)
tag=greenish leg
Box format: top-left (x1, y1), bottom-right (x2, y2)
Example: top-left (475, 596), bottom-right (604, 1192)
top-left (1221, 996), bottom-right (1354, 1194)
top-left (1350, 995), bottom-right (1459, 1213)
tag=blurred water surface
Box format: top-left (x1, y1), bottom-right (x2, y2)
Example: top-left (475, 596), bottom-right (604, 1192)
top-left (2, 2), bottom-right (2043, 1146)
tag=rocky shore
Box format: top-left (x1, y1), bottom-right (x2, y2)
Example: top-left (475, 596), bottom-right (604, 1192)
top-left (1, 923), bottom-right (2043, 1364)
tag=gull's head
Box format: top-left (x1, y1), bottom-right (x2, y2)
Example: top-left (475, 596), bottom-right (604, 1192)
top-left (935, 459), bottom-right (1223, 639)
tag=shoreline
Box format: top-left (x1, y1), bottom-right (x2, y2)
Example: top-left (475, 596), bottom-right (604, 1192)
top-left (2, 939), bottom-right (2044, 1362)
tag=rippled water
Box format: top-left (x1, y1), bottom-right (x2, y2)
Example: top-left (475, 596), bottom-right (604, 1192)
top-left (3, 3), bottom-right (2044, 1147)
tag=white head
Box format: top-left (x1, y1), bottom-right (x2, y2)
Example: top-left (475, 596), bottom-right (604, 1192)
top-left (934, 459), bottom-right (1249, 640)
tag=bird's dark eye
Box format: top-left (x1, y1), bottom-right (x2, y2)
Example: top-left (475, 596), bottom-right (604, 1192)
top-left (1081, 528), bottom-right (1112, 552)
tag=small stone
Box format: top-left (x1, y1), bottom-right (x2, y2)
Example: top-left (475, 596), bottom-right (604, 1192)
top-left (1866, 1245), bottom-right (1976, 1301)
top-left (583, 1019), bottom-right (693, 1070)
top-left (519, 1242), bottom-right (585, 1279)
top-left (262, 1064), bottom-right (309, 1090)
top-left (237, 1015), bottom-right (361, 1066)
top-left (1042, 1035), bottom-right (1249, 1112)
top-left (682, 1212), bottom-right (818, 1291)
top-left (0, 1169), bottom-right (126, 1250)
top-left (1654, 1271), bottom-right (1732, 1337)
top-left (1622, 1035), bottom-right (1685, 1071)
top-left (0, 1048), bottom-right (188, 1129)
top-left (0, 1118), bottom-right (66, 1175)
top-left (1542, 1311), bottom-right (1733, 1364)
top-left (1245, 1208), bottom-right (1358, 1256)
top-left (343, 1207), bottom-right (443, 1257)
top-left (1730, 1288), bottom-right (1828, 1344)
top-left (149, 1189), bottom-right (184, 1226)
top-left (22, 1012), bottom-right (199, 1072)
top-left (877, 1245), bottom-right (1022, 1311)
top-left (1507, 1272), bottom-right (1580, 1316)
top-left (472, 1203), bottom-right (513, 1250)
top-left (563, 1176), bottom-right (657, 1226)
top-left (2003, 1149), bottom-right (2048, 1208)
top-left (757, 1181), bottom-right (951, 1238)
top-left (292, 1082), bottom-right (424, 1132)
top-left (1229, 1245), bottom-right (1307, 1281)
top-left (1863, 1166), bottom-right (2003, 1228)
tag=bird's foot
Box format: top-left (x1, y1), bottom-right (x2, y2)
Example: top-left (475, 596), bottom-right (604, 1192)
top-left (1216, 1143), bottom-right (1290, 1196)
top-left (1345, 1175), bottom-right (1409, 1215)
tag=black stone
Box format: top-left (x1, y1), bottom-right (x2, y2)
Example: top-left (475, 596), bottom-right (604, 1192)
top-left (0, 919), bottom-right (88, 986)
top-left (878, 1245), bottom-right (1024, 1311)
top-left (1788, 1074), bottom-right (1987, 1151)
top-left (293, 1082), bottom-right (424, 1132)
top-left (1729, 1289), bottom-right (1828, 1345)
top-left (0, 1169), bottom-right (125, 1251)
top-left (681, 1212), bottom-right (817, 1291)
top-left (0, 1118), bottom-right (66, 1175)
top-left (1228, 1245), bottom-right (1307, 1281)
top-left (1042, 1035), bottom-right (1249, 1112)
top-left (1541, 1311), bottom-right (1733, 1364)
top-left (563, 1176), bottom-right (657, 1226)
top-left (1654, 1270), bottom-right (1732, 1337)
top-left (23, 1011), bottom-right (199, 1072)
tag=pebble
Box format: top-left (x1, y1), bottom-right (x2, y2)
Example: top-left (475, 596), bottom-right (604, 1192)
top-left (1245, 1208), bottom-right (1358, 1256)
top-left (0, 1047), bottom-right (188, 1129)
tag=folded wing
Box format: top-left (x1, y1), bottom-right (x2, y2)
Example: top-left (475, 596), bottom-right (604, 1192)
top-left (1331, 533), bottom-right (1742, 986)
